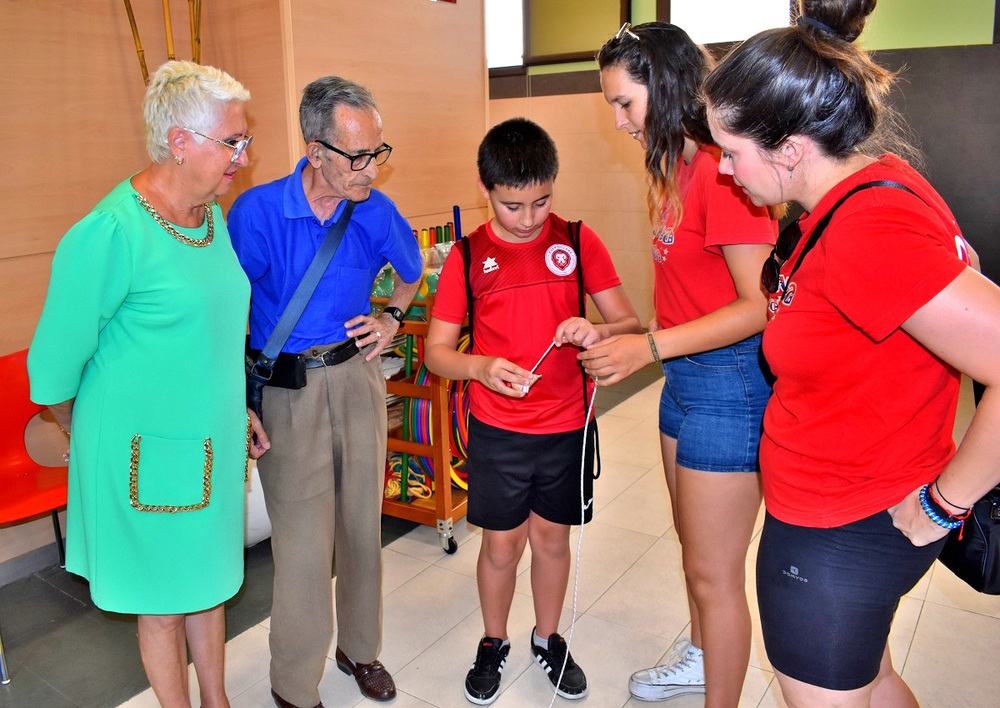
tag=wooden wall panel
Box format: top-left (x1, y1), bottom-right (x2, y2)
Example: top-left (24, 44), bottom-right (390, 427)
top-left (0, 253), bottom-right (54, 355)
top-left (285, 0), bottom-right (488, 229)
top-left (0, 2), bottom-right (152, 265)
top-left (200, 0), bottom-right (297, 208)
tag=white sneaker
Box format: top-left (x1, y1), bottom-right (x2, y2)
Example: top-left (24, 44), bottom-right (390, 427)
top-left (628, 637), bottom-right (705, 701)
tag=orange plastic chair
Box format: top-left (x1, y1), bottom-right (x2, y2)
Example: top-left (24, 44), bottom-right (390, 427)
top-left (0, 348), bottom-right (68, 548)
top-left (0, 348), bottom-right (69, 684)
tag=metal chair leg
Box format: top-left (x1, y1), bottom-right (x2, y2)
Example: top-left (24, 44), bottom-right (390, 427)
top-left (0, 622), bottom-right (10, 685)
top-left (51, 509), bottom-right (65, 568)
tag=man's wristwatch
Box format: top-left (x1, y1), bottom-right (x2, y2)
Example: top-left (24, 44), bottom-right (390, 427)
top-left (382, 306), bottom-right (405, 323)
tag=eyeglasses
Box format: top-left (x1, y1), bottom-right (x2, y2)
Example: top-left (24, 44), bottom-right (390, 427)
top-left (315, 140), bottom-right (393, 171)
top-left (614, 22), bottom-right (640, 42)
top-left (761, 219), bottom-right (803, 293)
top-left (182, 127), bottom-right (253, 163)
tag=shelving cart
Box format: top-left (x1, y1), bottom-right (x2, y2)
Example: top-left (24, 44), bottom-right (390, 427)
top-left (375, 295), bottom-right (467, 553)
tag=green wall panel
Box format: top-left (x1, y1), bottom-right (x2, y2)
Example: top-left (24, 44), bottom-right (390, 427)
top-left (529, 0), bottom-right (622, 57)
top-left (862, 0), bottom-right (994, 50)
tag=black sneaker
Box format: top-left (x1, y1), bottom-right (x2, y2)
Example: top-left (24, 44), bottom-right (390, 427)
top-left (465, 636), bottom-right (510, 705)
top-left (530, 629), bottom-right (588, 699)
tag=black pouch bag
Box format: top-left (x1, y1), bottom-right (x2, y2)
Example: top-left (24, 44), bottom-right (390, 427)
top-left (245, 337), bottom-right (307, 389)
top-left (938, 484), bottom-right (1000, 594)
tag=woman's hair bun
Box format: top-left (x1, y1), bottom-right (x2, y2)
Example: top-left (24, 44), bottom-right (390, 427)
top-left (798, 0), bottom-right (877, 42)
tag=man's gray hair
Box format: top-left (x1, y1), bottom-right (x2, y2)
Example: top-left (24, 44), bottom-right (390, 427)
top-left (143, 60), bottom-right (250, 163)
top-left (299, 76), bottom-right (378, 145)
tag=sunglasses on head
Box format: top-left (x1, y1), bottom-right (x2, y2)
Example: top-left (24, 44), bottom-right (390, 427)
top-left (761, 219), bottom-right (803, 294)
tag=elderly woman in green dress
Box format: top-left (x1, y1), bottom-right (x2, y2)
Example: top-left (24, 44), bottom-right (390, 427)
top-left (28, 61), bottom-right (268, 708)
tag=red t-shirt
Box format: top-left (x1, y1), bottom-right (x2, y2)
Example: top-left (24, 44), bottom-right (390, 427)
top-left (653, 147), bottom-right (777, 327)
top-left (761, 155), bottom-right (973, 527)
top-left (433, 214), bottom-right (622, 434)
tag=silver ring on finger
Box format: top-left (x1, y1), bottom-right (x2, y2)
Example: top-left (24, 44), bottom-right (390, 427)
top-left (376, 330), bottom-right (382, 339)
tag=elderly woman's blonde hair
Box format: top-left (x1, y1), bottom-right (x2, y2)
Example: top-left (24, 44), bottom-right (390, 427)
top-left (143, 60), bottom-right (250, 163)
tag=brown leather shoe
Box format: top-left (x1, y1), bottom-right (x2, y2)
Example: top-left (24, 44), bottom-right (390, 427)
top-left (270, 688), bottom-right (324, 708)
top-left (335, 647), bottom-right (397, 701)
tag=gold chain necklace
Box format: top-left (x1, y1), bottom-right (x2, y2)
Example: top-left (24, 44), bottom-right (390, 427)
top-left (134, 193), bottom-right (214, 247)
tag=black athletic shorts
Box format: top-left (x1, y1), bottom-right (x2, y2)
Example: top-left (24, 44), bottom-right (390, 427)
top-left (465, 415), bottom-right (595, 531)
top-left (756, 510), bottom-right (945, 690)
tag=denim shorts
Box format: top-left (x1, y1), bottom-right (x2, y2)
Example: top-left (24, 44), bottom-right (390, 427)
top-left (756, 511), bottom-right (945, 690)
top-left (658, 334), bottom-right (770, 472)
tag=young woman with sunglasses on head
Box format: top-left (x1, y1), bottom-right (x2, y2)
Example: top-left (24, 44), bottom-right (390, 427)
top-left (703, 1), bottom-right (999, 706)
top-left (583, 22), bottom-right (778, 706)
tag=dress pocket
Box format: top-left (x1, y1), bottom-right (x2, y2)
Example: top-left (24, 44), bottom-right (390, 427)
top-left (128, 433), bottom-right (213, 513)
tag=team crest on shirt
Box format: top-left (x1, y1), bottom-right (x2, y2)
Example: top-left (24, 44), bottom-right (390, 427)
top-left (545, 244), bottom-right (577, 276)
top-left (482, 256), bottom-right (499, 274)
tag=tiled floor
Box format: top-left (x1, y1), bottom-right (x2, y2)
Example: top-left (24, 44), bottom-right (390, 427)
top-left (5, 371), bottom-right (1000, 707)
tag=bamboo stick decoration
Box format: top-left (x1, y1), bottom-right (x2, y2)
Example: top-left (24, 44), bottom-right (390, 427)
top-left (162, 0), bottom-right (176, 60)
top-left (122, 0), bottom-right (150, 85)
top-left (194, 0), bottom-right (202, 64)
top-left (188, 0), bottom-right (196, 60)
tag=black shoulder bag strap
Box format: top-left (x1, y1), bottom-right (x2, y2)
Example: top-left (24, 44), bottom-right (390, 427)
top-left (568, 220), bottom-right (600, 480)
top-left (786, 180), bottom-right (921, 285)
top-left (247, 200), bottom-right (356, 388)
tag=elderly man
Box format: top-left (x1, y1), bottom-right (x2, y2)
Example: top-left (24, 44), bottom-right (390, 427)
top-left (229, 76), bottom-right (421, 708)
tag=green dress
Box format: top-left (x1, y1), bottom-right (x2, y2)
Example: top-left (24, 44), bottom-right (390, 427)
top-left (28, 178), bottom-right (250, 614)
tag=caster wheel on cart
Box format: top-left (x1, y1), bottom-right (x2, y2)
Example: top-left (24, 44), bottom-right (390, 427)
top-left (441, 536), bottom-right (458, 554)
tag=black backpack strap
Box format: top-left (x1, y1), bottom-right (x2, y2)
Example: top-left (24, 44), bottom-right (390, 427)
top-left (569, 220), bottom-right (600, 480)
top-left (462, 236), bottom-right (474, 349)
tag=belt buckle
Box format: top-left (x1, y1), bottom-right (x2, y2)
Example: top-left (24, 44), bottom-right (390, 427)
top-left (320, 348), bottom-right (338, 367)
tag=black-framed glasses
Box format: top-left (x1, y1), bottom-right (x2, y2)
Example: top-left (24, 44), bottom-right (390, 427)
top-left (761, 219), bottom-right (803, 294)
top-left (315, 139), bottom-right (392, 171)
top-left (614, 22), bottom-right (640, 42)
top-left (182, 127), bottom-right (253, 163)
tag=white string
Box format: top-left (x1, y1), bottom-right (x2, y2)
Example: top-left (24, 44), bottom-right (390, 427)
top-left (547, 377), bottom-right (599, 708)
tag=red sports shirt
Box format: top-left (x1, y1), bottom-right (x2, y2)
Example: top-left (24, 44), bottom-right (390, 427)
top-left (653, 147), bottom-right (777, 327)
top-left (433, 214), bottom-right (622, 434)
top-left (761, 155), bottom-right (972, 527)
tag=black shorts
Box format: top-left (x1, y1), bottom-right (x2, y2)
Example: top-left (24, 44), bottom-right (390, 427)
top-left (756, 511), bottom-right (945, 690)
top-left (465, 415), bottom-right (595, 531)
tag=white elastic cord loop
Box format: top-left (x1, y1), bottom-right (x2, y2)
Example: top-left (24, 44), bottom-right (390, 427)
top-left (547, 377), bottom-right (599, 708)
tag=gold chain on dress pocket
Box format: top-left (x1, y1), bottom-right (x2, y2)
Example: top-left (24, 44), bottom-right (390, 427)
top-left (244, 416), bottom-right (252, 482)
top-left (129, 434), bottom-right (213, 513)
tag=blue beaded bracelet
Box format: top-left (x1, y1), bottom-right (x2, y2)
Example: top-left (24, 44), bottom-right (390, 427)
top-left (918, 484), bottom-right (963, 530)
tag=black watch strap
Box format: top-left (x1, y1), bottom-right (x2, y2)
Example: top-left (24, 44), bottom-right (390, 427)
top-left (382, 306), bottom-right (405, 322)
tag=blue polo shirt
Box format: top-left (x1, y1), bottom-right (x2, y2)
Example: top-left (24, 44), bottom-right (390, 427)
top-left (229, 157), bottom-right (422, 352)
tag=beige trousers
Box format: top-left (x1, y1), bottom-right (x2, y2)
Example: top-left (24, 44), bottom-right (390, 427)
top-left (256, 346), bottom-right (386, 707)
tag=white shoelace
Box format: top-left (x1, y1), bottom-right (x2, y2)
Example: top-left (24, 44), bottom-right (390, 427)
top-left (647, 640), bottom-right (701, 680)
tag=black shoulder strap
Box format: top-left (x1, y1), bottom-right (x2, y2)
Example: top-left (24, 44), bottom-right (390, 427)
top-left (786, 180), bottom-right (921, 286)
top-left (568, 221), bottom-right (587, 407)
top-left (462, 236), bottom-right (474, 348)
top-left (569, 220), bottom-right (585, 319)
top-left (569, 220), bottom-right (601, 479)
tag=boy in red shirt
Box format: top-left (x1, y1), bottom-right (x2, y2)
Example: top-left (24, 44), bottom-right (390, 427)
top-left (426, 118), bottom-right (641, 705)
